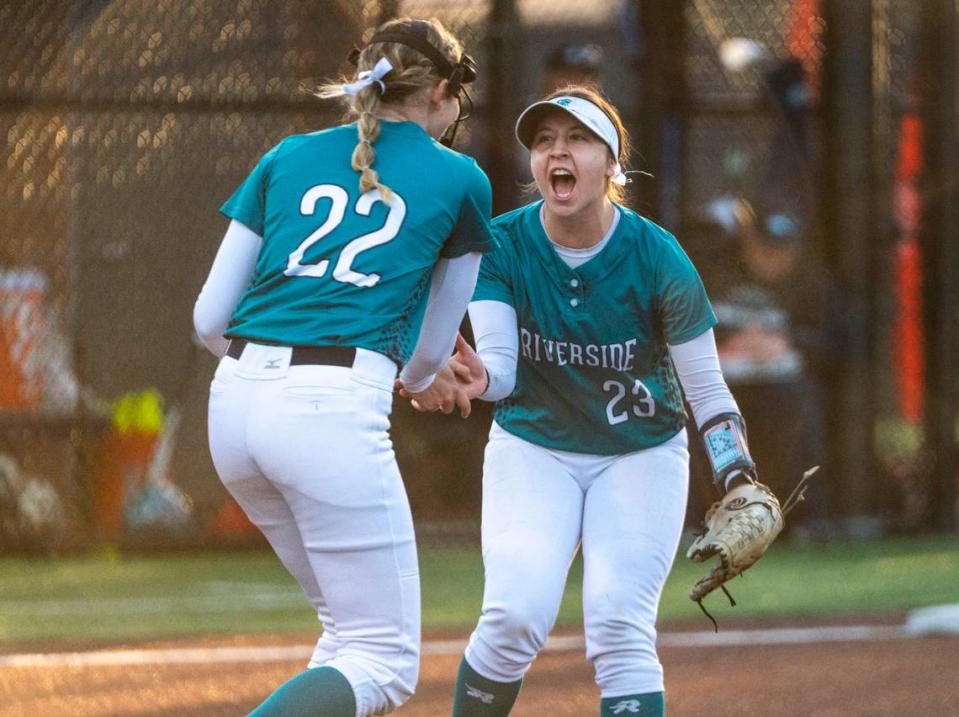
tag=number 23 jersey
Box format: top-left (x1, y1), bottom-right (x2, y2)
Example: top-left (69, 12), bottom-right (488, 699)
top-left (220, 120), bottom-right (493, 366)
top-left (475, 201), bottom-right (717, 455)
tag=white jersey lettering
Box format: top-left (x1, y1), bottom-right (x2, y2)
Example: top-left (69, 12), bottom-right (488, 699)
top-left (624, 338), bottom-right (637, 371)
top-left (586, 344), bottom-right (600, 366)
top-left (568, 342), bottom-right (582, 365)
top-left (609, 343), bottom-right (624, 371)
top-left (519, 327), bottom-right (637, 371)
top-left (520, 327), bottom-right (533, 359)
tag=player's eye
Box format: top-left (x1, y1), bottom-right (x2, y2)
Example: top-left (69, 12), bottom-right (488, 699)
top-left (533, 133), bottom-right (553, 146)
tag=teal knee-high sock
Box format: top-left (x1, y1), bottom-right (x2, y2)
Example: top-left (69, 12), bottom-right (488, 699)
top-left (248, 666), bottom-right (356, 717)
top-left (600, 691), bottom-right (665, 716)
top-left (451, 657), bottom-right (523, 716)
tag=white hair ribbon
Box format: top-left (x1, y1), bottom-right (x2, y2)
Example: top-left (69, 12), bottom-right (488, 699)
top-left (342, 57), bottom-right (393, 96)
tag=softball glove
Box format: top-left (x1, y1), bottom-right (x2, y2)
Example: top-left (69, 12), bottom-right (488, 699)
top-left (686, 466), bottom-right (819, 629)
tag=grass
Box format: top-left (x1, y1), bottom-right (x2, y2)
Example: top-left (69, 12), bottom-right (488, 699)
top-left (0, 535), bottom-right (956, 645)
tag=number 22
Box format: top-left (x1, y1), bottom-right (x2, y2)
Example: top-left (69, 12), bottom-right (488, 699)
top-left (284, 184), bottom-right (407, 288)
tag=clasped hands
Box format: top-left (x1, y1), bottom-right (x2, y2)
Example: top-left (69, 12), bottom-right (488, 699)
top-left (394, 334), bottom-right (488, 418)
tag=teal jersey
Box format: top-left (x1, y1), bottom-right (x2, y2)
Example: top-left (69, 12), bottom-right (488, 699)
top-left (220, 120), bottom-right (493, 366)
top-left (475, 201), bottom-right (717, 455)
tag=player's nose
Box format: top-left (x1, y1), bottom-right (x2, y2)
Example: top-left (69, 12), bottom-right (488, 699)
top-left (549, 137), bottom-right (570, 156)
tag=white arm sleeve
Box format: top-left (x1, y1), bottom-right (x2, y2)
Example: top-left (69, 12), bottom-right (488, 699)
top-left (668, 328), bottom-right (741, 428)
top-left (468, 299), bottom-right (518, 402)
top-left (193, 220), bottom-right (262, 358)
top-left (399, 252), bottom-right (483, 393)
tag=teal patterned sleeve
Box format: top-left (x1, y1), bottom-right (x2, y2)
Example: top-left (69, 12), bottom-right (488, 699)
top-left (656, 231), bottom-right (718, 345)
top-left (440, 158), bottom-right (495, 258)
top-left (219, 142), bottom-right (283, 236)
top-left (471, 226), bottom-right (513, 306)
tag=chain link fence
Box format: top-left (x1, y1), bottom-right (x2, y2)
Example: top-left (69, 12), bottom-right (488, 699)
top-left (0, 0), bottom-right (949, 551)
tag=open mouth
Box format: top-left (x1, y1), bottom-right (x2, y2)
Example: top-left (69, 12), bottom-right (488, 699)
top-left (550, 168), bottom-right (576, 201)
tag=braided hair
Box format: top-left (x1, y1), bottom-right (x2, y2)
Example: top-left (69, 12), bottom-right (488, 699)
top-left (316, 18), bottom-right (465, 202)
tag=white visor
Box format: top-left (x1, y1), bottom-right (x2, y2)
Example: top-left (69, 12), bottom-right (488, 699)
top-left (515, 96), bottom-right (628, 185)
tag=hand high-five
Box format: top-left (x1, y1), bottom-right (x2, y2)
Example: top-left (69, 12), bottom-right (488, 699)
top-left (396, 334), bottom-right (488, 418)
top-left (449, 333), bottom-right (489, 401)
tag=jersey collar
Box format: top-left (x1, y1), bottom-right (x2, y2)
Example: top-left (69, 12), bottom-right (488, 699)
top-left (525, 201), bottom-right (631, 286)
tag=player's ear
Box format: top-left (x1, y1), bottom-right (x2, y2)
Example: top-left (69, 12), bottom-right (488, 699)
top-left (429, 78), bottom-right (451, 107)
top-left (605, 153), bottom-right (617, 178)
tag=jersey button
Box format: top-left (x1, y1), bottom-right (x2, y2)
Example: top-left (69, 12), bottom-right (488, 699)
top-left (570, 278), bottom-right (579, 288)
top-left (569, 298), bottom-right (579, 307)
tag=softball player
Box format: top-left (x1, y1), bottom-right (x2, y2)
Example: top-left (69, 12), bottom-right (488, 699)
top-left (441, 87), bottom-right (758, 716)
top-left (193, 18), bottom-right (492, 717)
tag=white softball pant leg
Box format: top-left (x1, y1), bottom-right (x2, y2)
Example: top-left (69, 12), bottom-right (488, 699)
top-left (464, 424), bottom-right (586, 682)
top-left (582, 432), bottom-right (689, 697)
top-left (465, 424), bottom-right (688, 697)
top-left (208, 344), bottom-right (419, 716)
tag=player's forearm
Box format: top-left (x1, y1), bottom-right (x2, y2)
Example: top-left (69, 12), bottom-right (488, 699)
top-left (193, 219), bottom-right (262, 357)
top-left (668, 328), bottom-right (740, 427)
top-left (468, 300), bottom-right (518, 401)
top-left (670, 329), bottom-right (758, 491)
top-left (400, 252), bottom-right (482, 393)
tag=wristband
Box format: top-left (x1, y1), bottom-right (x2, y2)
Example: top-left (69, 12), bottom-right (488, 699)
top-left (700, 412), bottom-right (756, 491)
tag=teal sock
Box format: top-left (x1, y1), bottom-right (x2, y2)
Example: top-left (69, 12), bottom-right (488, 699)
top-left (600, 691), bottom-right (665, 716)
top-left (248, 666), bottom-right (356, 717)
top-left (451, 657), bottom-right (523, 716)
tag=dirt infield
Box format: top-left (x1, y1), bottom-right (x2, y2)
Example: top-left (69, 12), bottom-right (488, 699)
top-left (2, 620), bottom-right (958, 716)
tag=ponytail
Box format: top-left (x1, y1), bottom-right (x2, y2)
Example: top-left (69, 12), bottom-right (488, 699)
top-left (350, 88), bottom-right (392, 202)
top-left (315, 80), bottom-right (392, 202)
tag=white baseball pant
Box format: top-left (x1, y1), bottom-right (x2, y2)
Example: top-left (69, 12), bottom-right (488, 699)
top-left (464, 422), bottom-right (689, 697)
top-left (207, 341), bottom-right (419, 716)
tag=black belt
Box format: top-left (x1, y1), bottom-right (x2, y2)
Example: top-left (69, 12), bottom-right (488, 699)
top-left (226, 339), bottom-right (356, 367)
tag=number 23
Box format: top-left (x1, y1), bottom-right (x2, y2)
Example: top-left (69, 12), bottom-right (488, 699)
top-left (603, 379), bottom-right (656, 425)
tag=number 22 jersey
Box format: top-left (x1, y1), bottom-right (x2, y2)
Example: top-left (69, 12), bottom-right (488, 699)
top-left (220, 120), bottom-right (493, 366)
